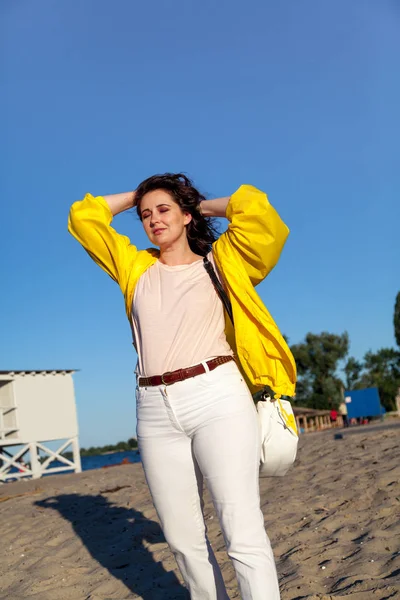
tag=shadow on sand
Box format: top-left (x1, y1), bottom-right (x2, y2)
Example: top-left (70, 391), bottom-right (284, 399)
top-left (35, 493), bottom-right (189, 600)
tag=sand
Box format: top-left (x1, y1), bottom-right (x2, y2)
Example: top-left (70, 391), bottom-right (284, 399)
top-left (1, 421), bottom-right (399, 600)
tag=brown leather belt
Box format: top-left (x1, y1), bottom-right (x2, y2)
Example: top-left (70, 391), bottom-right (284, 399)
top-left (138, 355), bottom-right (235, 387)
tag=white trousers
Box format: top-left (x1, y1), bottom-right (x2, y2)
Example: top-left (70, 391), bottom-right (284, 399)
top-left (136, 360), bottom-right (280, 600)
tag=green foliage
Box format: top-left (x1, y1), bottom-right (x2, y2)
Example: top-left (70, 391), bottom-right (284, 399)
top-left (291, 309), bottom-right (400, 412)
top-left (116, 441), bottom-right (129, 451)
top-left (394, 292), bottom-right (400, 348)
top-left (358, 348), bottom-right (400, 412)
top-left (330, 347), bottom-right (400, 413)
top-left (73, 438), bottom-right (139, 457)
top-left (291, 331), bottom-right (349, 409)
top-left (343, 357), bottom-right (363, 390)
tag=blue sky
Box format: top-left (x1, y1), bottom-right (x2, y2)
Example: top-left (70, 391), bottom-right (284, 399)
top-left (1, 1), bottom-right (399, 447)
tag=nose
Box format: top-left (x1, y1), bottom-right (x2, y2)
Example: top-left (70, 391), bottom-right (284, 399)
top-left (149, 214), bottom-right (160, 228)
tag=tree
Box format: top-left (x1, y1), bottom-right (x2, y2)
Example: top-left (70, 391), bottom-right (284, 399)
top-left (343, 357), bottom-right (363, 390)
top-left (116, 441), bottom-right (129, 451)
top-left (359, 348), bottom-right (400, 412)
top-left (394, 292), bottom-right (400, 413)
top-left (291, 331), bottom-right (349, 409)
top-left (394, 292), bottom-right (400, 348)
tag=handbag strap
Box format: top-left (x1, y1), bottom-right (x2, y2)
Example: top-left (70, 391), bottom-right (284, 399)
top-left (203, 257), bottom-right (234, 325)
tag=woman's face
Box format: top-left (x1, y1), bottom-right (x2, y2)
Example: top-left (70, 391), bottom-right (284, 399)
top-left (140, 189), bottom-right (192, 249)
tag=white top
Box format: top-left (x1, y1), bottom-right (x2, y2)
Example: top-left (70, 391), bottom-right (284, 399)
top-left (131, 253), bottom-right (233, 377)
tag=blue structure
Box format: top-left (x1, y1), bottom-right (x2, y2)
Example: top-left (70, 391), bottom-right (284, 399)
top-left (343, 387), bottom-right (385, 419)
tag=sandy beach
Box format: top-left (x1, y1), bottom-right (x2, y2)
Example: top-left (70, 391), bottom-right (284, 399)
top-left (1, 421), bottom-right (399, 600)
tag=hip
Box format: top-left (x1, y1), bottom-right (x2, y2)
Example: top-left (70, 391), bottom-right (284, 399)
top-left (136, 358), bottom-right (257, 428)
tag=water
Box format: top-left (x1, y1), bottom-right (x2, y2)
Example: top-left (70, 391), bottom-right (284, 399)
top-left (80, 450), bottom-right (141, 471)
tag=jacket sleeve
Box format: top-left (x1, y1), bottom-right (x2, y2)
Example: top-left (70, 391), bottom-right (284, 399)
top-left (68, 194), bottom-right (138, 294)
top-left (222, 185), bottom-right (289, 286)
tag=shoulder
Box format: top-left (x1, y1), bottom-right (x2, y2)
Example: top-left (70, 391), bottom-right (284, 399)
top-left (135, 248), bottom-right (159, 273)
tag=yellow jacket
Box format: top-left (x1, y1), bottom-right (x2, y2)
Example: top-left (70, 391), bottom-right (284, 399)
top-left (68, 185), bottom-right (296, 397)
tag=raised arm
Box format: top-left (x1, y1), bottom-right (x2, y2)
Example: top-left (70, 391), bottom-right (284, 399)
top-left (199, 196), bottom-right (230, 218)
top-left (68, 191), bottom-right (139, 293)
top-left (104, 191), bottom-right (136, 215)
top-left (213, 185), bottom-right (289, 286)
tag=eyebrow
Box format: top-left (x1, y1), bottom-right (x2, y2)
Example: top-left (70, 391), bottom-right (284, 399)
top-left (141, 203), bottom-right (171, 214)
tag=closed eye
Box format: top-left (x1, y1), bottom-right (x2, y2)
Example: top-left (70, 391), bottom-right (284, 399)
top-left (141, 203), bottom-right (171, 219)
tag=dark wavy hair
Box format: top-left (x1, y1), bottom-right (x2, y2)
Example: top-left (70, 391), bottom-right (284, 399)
top-left (134, 173), bottom-right (219, 256)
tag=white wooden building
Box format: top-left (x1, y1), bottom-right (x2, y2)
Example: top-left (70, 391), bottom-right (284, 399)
top-left (0, 370), bottom-right (81, 482)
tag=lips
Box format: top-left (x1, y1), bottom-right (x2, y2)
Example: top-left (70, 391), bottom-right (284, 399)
top-left (153, 228), bottom-right (166, 236)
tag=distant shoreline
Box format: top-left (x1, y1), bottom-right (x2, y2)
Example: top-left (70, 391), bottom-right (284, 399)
top-left (80, 449), bottom-right (139, 457)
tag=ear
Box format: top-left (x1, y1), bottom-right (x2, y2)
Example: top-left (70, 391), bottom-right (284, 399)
top-left (183, 211), bottom-right (192, 226)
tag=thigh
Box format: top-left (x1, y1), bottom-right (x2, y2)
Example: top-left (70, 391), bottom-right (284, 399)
top-left (137, 386), bottom-right (205, 540)
top-left (191, 366), bottom-right (262, 521)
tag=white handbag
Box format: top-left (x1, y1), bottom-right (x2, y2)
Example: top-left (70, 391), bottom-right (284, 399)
top-left (257, 395), bottom-right (298, 477)
top-left (203, 257), bottom-right (298, 477)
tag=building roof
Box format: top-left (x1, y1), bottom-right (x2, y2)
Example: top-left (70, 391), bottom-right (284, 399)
top-left (0, 370), bottom-right (78, 375)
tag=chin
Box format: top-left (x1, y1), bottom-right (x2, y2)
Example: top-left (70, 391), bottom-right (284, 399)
top-left (150, 238), bottom-right (165, 249)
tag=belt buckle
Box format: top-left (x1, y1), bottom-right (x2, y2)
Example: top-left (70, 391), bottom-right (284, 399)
top-left (161, 371), bottom-right (173, 386)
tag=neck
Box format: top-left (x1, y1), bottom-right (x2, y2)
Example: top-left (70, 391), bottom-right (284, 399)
top-left (159, 239), bottom-right (203, 266)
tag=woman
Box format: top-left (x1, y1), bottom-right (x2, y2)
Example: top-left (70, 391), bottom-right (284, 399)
top-left (68, 174), bottom-right (296, 600)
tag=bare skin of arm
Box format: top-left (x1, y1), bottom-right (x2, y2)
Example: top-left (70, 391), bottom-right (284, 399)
top-left (199, 197), bottom-right (230, 218)
top-left (103, 192), bottom-right (136, 216)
